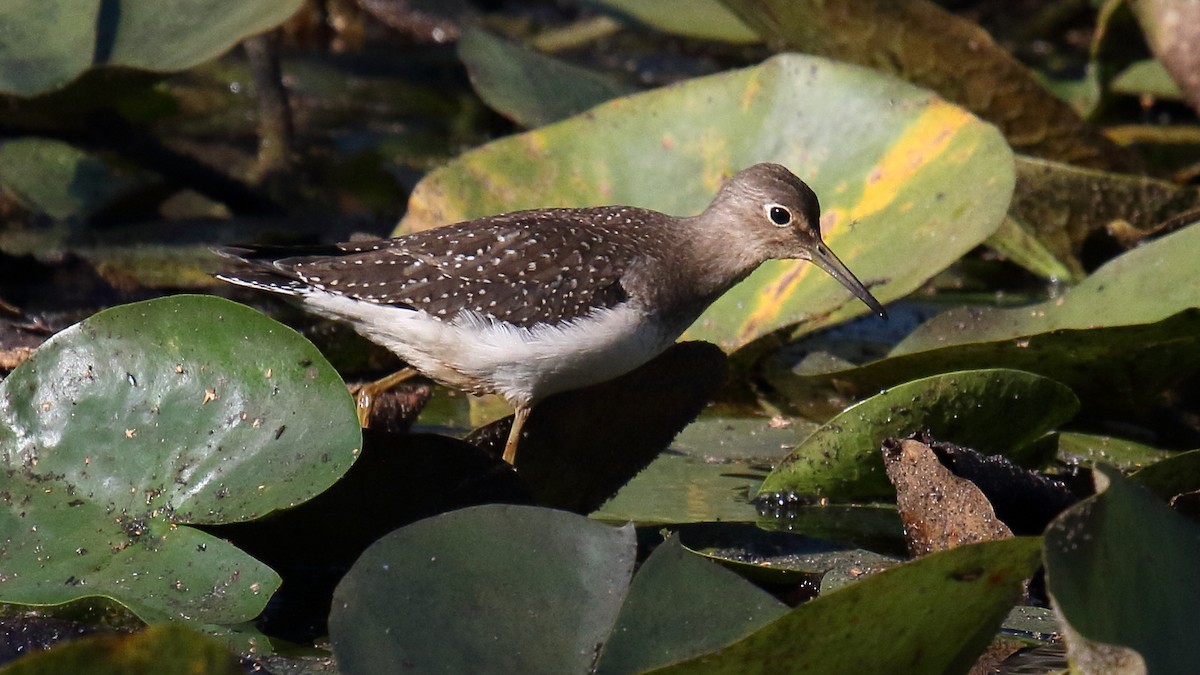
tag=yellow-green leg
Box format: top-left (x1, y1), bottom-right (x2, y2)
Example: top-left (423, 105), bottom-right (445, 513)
top-left (502, 406), bottom-right (531, 465)
top-left (351, 367), bottom-right (417, 427)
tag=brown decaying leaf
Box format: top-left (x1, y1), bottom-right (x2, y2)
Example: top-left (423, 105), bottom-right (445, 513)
top-left (882, 437), bottom-right (1012, 557)
top-left (722, 0), bottom-right (1139, 172)
top-left (1131, 0), bottom-right (1200, 116)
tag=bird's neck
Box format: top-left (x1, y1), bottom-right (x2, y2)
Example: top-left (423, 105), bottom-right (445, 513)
top-left (628, 213), bottom-right (767, 326)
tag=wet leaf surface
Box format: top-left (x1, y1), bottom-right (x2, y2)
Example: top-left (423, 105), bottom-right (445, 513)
top-left (593, 415), bottom-right (808, 526)
top-left (897, 220), bottom-right (1200, 352)
top-left (0, 139), bottom-right (147, 221)
top-left (771, 310), bottom-right (1200, 425)
top-left (1128, 448), bottom-right (1200, 504)
top-left (1056, 431), bottom-right (1174, 470)
top-left (399, 53), bottom-right (1014, 352)
top-left (0, 296), bottom-right (361, 623)
top-left (0, 623), bottom-right (240, 675)
top-left (647, 537), bottom-right (1043, 675)
top-left (757, 369), bottom-right (1079, 502)
top-left (1045, 466), bottom-right (1200, 672)
top-left (676, 521), bottom-right (900, 584)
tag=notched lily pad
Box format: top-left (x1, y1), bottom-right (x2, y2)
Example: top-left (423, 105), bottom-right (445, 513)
top-left (399, 53), bottom-right (1014, 352)
top-left (329, 504), bottom-right (636, 675)
top-left (0, 295), bottom-right (361, 623)
top-left (595, 536), bottom-right (787, 675)
top-left (757, 369), bottom-right (1079, 503)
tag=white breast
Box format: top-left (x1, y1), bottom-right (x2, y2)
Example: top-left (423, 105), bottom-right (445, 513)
top-left (300, 291), bottom-right (678, 406)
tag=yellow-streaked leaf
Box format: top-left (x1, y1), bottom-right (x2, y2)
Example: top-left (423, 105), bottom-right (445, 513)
top-left (398, 54), bottom-right (1014, 352)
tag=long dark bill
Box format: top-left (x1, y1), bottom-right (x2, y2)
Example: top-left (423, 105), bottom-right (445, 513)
top-left (809, 243), bottom-right (887, 319)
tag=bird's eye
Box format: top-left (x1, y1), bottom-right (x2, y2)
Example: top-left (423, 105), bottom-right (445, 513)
top-left (767, 205), bottom-right (791, 226)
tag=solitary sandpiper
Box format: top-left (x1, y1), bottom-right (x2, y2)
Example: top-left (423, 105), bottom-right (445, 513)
top-left (216, 163), bottom-right (886, 464)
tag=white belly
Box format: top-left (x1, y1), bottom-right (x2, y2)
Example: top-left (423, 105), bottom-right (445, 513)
top-left (301, 292), bottom-right (678, 406)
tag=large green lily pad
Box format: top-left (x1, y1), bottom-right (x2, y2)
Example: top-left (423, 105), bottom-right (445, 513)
top-left (329, 505), bottom-right (637, 675)
top-left (331, 505), bottom-right (872, 675)
top-left (720, 0), bottom-right (1135, 171)
top-left (398, 53), bottom-right (1014, 352)
top-left (0, 0), bottom-right (302, 96)
top-left (648, 537), bottom-right (1043, 674)
top-left (757, 369), bottom-right (1079, 502)
top-left (1045, 466), bottom-right (1200, 672)
top-left (0, 296), bottom-right (361, 623)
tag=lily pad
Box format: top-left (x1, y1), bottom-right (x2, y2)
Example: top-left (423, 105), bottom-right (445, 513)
top-left (592, 415), bottom-right (807, 525)
top-left (647, 537), bottom-right (1043, 674)
top-left (769, 309), bottom-right (1200, 423)
top-left (398, 53), bottom-right (1014, 352)
top-left (1057, 431), bottom-right (1173, 470)
top-left (756, 369), bottom-right (1079, 503)
top-left (0, 296), bottom-right (361, 623)
top-left (1044, 466), bottom-right (1200, 672)
top-left (720, 0), bottom-right (1136, 171)
top-left (895, 219), bottom-right (1200, 353)
top-left (329, 505), bottom-right (636, 675)
top-left (457, 27), bottom-right (635, 128)
top-left (1111, 59), bottom-right (1183, 99)
top-left (1129, 449), bottom-right (1200, 503)
top-left (586, 0), bottom-right (760, 44)
top-left (595, 536), bottom-right (787, 675)
top-left (0, 0), bottom-right (303, 96)
top-left (0, 138), bottom-right (144, 221)
top-left (676, 522), bottom-right (899, 583)
top-left (0, 623), bottom-right (240, 674)
top-left (988, 156), bottom-right (1200, 281)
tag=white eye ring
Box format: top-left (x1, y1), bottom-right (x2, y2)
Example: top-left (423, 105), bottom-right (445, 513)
top-left (765, 204), bottom-right (792, 227)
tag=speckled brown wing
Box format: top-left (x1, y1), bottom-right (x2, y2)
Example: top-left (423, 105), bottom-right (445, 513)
top-left (263, 207), bottom-right (660, 328)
